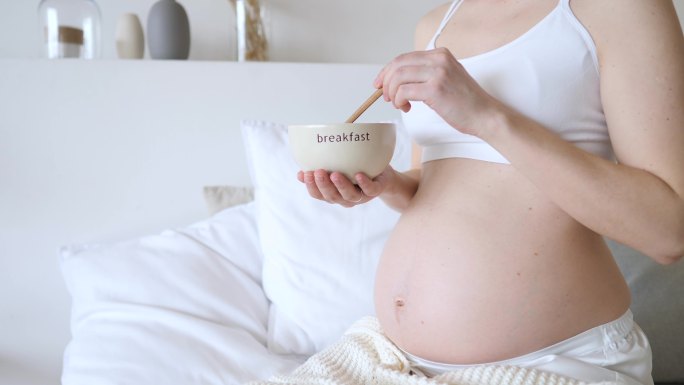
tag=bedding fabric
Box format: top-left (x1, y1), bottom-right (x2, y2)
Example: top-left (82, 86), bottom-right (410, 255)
top-left (240, 120), bottom-right (411, 356)
top-left (248, 317), bottom-right (623, 385)
top-left (60, 202), bottom-right (305, 385)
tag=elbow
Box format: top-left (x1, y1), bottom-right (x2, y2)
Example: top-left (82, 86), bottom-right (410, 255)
top-left (650, 225), bottom-right (684, 265)
top-left (654, 254), bottom-right (682, 265)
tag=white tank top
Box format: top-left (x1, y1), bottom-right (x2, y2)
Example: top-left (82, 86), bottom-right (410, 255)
top-left (402, 0), bottom-right (612, 164)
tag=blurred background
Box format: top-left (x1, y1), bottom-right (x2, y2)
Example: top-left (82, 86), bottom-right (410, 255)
top-left (4, 0), bottom-right (680, 64)
top-left (1, 0), bottom-right (447, 63)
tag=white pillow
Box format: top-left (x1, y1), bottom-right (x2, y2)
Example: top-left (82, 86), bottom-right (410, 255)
top-left (60, 203), bottom-right (305, 385)
top-left (241, 120), bottom-right (411, 356)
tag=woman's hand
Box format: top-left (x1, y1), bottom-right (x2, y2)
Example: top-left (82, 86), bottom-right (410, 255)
top-left (296, 167), bottom-right (396, 208)
top-left (374, 47), bottom-right (500, 138)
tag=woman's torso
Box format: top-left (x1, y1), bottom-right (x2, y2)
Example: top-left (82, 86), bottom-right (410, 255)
top-left (374, 0), bottom-right (631, 364)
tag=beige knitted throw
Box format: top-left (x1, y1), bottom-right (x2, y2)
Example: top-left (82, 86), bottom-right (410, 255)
top-left (249, 317), bottom-right (619, 385)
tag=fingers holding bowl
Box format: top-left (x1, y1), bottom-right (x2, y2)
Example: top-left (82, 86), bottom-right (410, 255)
top-left (330, 171), bottom-right (366, 204)
top-left (355, 171), bottom-right (383, 198)
top-left (299, 169), bottom-right (367, 207)
top-left (300, 170), bottom-right (325, 201)
top-left (312, 169), bottom-right (343, 203)
top-left (314, 170), bottom-right (363, 207)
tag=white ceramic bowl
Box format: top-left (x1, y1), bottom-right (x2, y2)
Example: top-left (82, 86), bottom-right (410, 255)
top-left (288, 123), bottom-right (396, 181)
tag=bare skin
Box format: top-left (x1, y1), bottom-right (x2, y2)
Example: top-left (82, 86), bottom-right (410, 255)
top-left (298, 0), bottom-right (684, 365)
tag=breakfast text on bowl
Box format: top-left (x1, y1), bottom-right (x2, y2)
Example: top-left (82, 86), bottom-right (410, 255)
top-left (317, 132), bottom-right (370, 143)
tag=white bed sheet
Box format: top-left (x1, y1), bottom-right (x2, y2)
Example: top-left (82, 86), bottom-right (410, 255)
top-left (60, 202), bottom-right (306, 385)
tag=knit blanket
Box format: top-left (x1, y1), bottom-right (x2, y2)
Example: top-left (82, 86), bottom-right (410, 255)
top-left (248, 317), bottom-right (619, 385)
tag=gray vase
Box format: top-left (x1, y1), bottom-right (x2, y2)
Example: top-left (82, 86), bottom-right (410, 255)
top-left (147, 0), bottom-right (190, 59)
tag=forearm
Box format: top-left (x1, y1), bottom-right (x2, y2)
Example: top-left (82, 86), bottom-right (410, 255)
top-left (379, 168), bottom-right (421, 213)
top-left (482, 107), bottom-right (684, 264)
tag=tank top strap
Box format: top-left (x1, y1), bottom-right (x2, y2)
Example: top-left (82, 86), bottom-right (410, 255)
top-left (557, 0), bottom-right (600, 72)
top-left (426, 0), bottom-right (464, 49)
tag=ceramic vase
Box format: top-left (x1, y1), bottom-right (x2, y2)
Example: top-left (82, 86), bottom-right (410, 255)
top-left (147, 0), bottom-right (190, 60)
top-left (115, 13), bottom-right (145, 59)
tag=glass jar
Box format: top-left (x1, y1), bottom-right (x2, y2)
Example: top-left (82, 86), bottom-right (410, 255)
top-left (38, 0), bottom-right (102, 59)
top-left (232, 0), bottom-right (269, 61)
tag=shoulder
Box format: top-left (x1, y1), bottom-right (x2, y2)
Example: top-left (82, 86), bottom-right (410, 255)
top-left (569, 0), bottom-right (679, 26)
top-left (569, 0), bottom-right (683, 61)
top-left (568, 0), bottom-right (684, 181)
top-left (414, 3), bottom-right (452, 50)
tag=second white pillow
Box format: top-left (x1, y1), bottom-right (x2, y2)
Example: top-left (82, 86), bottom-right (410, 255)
top-left (241, 120), bottom-right (410, 356)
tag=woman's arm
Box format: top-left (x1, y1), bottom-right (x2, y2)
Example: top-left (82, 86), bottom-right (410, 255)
top-left (479, 1), bottom-right (684, 264)
top-left (377, 0), bottom-right (684, 264)
top-left (480, 0), bottom-right (684, 264)
top-left (365, 144), bottom-right (422, 212)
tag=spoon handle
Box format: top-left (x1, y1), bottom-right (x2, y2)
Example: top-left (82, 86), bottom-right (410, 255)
top-left (345, 88), bottom-right (384, 123)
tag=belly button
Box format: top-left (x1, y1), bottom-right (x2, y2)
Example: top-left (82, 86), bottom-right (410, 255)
top-left (394, 297), bottom-right (406, 323)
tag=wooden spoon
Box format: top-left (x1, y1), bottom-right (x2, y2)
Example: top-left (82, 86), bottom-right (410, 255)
top-left (345, 88), bottom-right (384, 123)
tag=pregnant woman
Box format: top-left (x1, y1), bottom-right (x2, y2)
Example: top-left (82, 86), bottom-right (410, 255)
top-left (295, 0), bottom-right (684, 383)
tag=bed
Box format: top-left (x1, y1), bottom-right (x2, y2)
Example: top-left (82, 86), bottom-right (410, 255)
top-left (0, 59), bottom-right (682, 385)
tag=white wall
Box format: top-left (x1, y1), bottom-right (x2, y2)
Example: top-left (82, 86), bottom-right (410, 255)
top-left (4, 0), bottom-right (680, 63)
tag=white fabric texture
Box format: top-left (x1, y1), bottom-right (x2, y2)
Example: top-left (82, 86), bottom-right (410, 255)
top-left (60, 203), bottom-right (305, 385)
top-left (249, 317), bottom-right (621, 385)
top-left (403, 310), bottom-right (652, 385)
top-left (240, 120), bottom-right (411, 356)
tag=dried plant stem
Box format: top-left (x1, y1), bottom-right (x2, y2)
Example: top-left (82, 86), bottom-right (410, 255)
top-left (230, 0), bottom-right (268, 61)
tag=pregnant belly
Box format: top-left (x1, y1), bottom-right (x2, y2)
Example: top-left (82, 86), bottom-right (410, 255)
top-left (373, 161), bottom-right (630, 365)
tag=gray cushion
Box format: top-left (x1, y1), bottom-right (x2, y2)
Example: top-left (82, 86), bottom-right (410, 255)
top-left (608, 240), bottom-right (684, 383)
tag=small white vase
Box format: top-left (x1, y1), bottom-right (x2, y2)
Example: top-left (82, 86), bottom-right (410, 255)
top-left (115, 13), bottom-right (145, 59)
